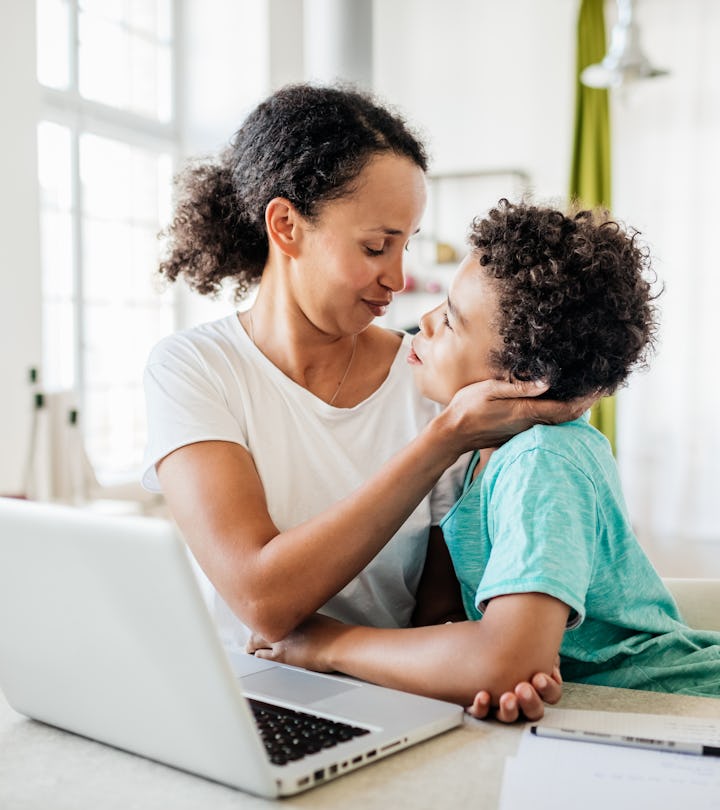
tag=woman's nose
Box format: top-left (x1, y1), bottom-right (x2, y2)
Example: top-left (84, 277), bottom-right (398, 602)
top-left (380, 253), bottom-right (405, 293)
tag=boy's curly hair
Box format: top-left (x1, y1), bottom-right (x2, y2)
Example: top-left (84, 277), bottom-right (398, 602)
top-left (470, 199), bottom-right (659, 400)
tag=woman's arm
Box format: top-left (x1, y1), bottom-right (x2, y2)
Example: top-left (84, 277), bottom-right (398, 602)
top-left (158, 379), bottom-right (592, 642)
top-left (158, 419), bottom-right (458, 642)
top-left (247, 592), bottom-right (570, 707)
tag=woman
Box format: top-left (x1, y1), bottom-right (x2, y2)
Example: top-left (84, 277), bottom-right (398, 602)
top-left (143, 84), bottom-right (588, 719)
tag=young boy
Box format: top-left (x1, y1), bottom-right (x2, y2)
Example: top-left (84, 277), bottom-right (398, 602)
top-left (247, 200), bottom-right (720, 706)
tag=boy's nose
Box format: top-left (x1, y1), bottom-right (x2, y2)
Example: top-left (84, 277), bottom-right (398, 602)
top-left (418, 309), bottom-right (433, 336)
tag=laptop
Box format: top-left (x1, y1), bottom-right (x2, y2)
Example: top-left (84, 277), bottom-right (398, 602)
top-left (0, 498), bottom-right (463, 797)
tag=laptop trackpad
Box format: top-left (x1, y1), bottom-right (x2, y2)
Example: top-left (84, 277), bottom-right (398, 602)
top-left (240, 667), bottom-right (359, 705)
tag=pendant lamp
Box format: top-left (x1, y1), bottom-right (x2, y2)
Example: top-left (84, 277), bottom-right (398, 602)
top-left (581, 0), bottom-right (669, 88)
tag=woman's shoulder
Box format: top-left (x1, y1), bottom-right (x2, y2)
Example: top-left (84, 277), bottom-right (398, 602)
top-left (362, 325), bottom-right (415, 370)
top-left (147, 313), bottom-right (246, 367)
top-left (345, 325), bottom-right (409, 397)
top-left (363, 324), bottom-right (407, 353)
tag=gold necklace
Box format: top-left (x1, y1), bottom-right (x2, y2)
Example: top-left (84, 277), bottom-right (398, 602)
top-left (247, 310), bottom-right (358, 407)
top-left (327, 334), bottom-right (358, 406)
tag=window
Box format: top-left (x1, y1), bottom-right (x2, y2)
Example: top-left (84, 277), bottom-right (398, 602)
top-left (36, 0), bottom-right (177, 483)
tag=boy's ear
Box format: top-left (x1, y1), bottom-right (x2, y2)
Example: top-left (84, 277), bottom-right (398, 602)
top-left (265, 197), bottom-right (305, 259)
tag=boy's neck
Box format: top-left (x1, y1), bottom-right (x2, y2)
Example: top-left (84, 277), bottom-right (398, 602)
top-left (472, 447), bottom-right (497, 481)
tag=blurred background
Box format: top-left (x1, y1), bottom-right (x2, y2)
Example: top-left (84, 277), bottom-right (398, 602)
top-left (1, 0), bottom-right (718, 574)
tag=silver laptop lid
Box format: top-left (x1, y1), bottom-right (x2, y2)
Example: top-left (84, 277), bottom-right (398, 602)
top-left (0, 498), bottom-right (277, 797)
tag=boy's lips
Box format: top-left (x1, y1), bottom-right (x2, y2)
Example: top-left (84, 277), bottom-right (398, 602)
top-left (407, 342), bottom-right (423, 365)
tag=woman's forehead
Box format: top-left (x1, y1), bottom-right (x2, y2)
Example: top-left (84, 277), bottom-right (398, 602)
top-left (325, 154), bottom-right (426, 223)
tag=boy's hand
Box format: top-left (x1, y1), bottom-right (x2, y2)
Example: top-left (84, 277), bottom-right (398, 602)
top-left (465, 662), bottom-right (563, 723)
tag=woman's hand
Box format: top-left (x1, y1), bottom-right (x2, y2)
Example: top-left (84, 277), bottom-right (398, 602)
top-left (466, 661), bottom-right (563, 723)
top-left (437, 378), bottom-right (599, 454)
top-left (246, 614), bottom-right (346, 672)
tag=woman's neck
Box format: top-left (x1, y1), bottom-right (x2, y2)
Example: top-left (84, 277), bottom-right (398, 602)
top-left (241, 275), bottom-right (401, 407)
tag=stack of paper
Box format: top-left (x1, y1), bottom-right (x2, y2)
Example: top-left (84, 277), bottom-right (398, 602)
top-left (500, 709), bottom-right (720, 810)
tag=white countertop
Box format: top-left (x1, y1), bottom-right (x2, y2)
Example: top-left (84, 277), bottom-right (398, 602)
top-left (2, 683), bottom-right (719, 809)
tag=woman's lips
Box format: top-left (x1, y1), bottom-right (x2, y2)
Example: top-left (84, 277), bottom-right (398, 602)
top-left (363, 299), bottom-right (391, 317)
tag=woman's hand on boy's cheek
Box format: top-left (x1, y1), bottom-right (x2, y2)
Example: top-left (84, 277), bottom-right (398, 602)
top-left (445, 378), bottom-right (601, 454)
top-left (246, 614), bottom-right (344, 673)
top-left (465, 663), bottom-right (563, 723)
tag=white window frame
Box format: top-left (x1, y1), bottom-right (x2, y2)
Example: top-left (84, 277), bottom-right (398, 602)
top-left (37, 0), bottom-right (182, 483)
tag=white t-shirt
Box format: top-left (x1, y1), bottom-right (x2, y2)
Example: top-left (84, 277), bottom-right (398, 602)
top-left (143, 314), bottom-right (463, 650)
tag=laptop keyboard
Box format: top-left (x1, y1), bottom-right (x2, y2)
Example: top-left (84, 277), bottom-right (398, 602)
top-left (248, 698), bottom-right (370, 766)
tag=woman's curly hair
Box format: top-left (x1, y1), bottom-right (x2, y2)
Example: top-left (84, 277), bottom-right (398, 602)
top-left (470, 200), bottom-right (659, 400)
top-left (159, 83), bottom-right (427, 299)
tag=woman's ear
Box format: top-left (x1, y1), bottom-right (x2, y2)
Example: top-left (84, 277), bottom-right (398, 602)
top-left (265, 197), bottom-right (304, 259)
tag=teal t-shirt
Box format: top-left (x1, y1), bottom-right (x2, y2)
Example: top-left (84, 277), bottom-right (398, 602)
top-left (440, 417), bottom-right (720, 697)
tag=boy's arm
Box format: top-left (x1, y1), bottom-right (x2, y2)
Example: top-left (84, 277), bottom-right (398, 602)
top-left (248, 592), bottom-right (570, 707)
top-left (410, 527), bottom-right (563, 718)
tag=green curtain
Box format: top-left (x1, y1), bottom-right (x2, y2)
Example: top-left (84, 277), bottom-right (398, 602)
top-left (569, 0), bottom-right (616, 454)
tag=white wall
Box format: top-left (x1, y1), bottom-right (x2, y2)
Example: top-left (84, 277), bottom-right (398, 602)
top-left (374, 0), bottom-right (577, 193)
top-left (268, 0), bottom-right (304, 90)
top-left (180, 0), bottom-right (272, 155)
top-left (304, 0), bottom-right (373, 88)
top-left (0, 2), bottom-right (42, 495)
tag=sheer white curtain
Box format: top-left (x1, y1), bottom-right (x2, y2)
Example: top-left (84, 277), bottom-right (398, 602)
top-left (613, 0), bottom-right (720, 546)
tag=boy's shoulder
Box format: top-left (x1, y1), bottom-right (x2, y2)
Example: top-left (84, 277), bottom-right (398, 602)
top-left (477, 416), bottom-right (618, 506)
top-left (494, 415), bottom-right (611, 469)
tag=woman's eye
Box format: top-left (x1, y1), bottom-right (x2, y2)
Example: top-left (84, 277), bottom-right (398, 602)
top-left (442, 311), bottom-right (452, 330)
top-left (365, 245), bottom-right (385, 256)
